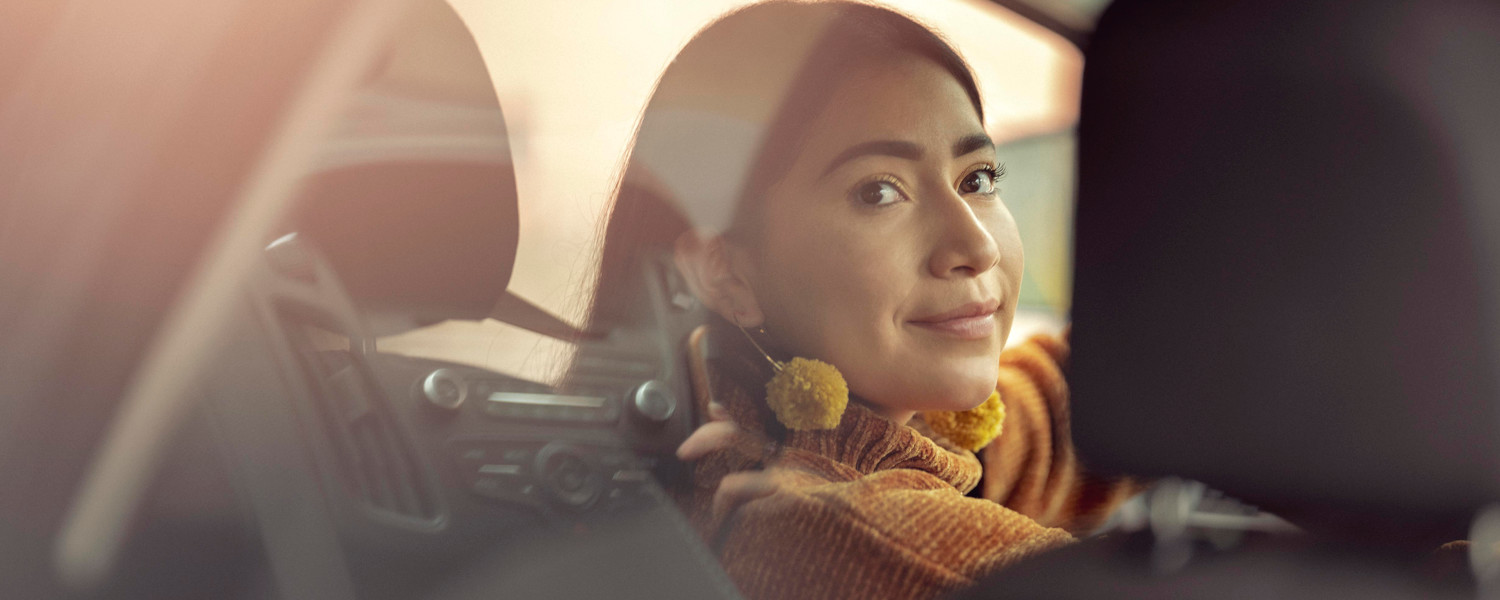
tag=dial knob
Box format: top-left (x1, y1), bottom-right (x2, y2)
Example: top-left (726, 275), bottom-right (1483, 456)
top-left (534, 442), bottom-right (602, 510)
top-left (630, 380), bottom-right (677, 424)
top-left (420, 368), bottom-right (467, 410)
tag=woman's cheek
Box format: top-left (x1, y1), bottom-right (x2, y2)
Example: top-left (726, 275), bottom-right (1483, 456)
top-left (991, 207), bottom-right (1024, 280)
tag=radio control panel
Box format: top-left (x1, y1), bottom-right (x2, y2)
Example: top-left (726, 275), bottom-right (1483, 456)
top-left (414, 366), bottom-right (680, 432)
top-left (481, 391), bottom-right (622, 424)
top-left (449, 438), bottom-right (658, 515)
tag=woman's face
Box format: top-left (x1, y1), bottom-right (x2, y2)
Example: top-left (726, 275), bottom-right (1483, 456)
top-left (734, 54), bottom-right (1024, 419)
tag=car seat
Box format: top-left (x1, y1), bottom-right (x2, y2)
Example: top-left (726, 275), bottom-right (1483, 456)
top-left (958, 0), bottom-right (1500, 597)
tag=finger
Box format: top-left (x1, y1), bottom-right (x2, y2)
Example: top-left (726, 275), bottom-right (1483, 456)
top-left (712, 471), bottom-right (784, 517)
top-left (675, 420), bottom-right (743, 460)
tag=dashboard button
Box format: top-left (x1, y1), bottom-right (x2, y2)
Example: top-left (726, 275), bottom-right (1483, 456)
top-left (420, 369), bottom-right (467, 410)
top-left (534, 443), bottom-right (603, 510)
top-left (630, 380), bottom-right (676, 424)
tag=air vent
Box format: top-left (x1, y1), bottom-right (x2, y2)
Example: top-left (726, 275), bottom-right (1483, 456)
top-left (280, 309), bottom-right (441, 524)
top-left (567, 345), bottom-right (658, 391)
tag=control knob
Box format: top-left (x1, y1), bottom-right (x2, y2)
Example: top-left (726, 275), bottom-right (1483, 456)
top-left (534, 442), bottom-right (603, 510)
top-left (420, 368), bottom-right (467, 410)
top-left (630, 380), bottom-right (677, 424)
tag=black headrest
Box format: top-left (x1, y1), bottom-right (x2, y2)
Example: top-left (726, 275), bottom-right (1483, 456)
top-left (1070, 0), bottom-right (1500, 525)
top-left (290, 0), bottom-right (517, 332)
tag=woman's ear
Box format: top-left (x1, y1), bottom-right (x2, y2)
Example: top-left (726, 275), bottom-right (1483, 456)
top-left (673, 229), bottom-right (764, 327)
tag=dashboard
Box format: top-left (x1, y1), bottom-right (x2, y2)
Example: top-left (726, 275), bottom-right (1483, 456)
top-left (202, 232), bottom-right (737, 600)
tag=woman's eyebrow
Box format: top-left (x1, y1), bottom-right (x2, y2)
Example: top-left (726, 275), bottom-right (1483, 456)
top-left (820, 140), bottom-right (923, 178)
top-left (819, 135), bottom-right (996, 179)
top-left (952, 133), bottom-right (994, 157)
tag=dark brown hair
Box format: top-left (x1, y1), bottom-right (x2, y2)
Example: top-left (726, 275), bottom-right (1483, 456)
top-left (583, 1), bottom-right (982, 334)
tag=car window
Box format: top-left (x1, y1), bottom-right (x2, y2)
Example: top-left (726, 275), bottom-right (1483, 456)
top-left (378, 0), bottom-right (1082, 385)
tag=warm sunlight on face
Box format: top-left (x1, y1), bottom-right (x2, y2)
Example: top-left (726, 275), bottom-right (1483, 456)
top-left (737, 56), bottom-right (1024, 419)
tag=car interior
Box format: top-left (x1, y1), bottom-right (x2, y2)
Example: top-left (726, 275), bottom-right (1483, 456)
top-left (3, 0), bottom-right (1500, 598)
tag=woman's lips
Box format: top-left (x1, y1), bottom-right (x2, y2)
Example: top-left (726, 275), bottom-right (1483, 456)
top-left (908, 300), bottom-right (1000, 341)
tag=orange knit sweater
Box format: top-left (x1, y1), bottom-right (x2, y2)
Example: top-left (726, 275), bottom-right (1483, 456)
top-left (682, 331), bottom-right (1139, 600)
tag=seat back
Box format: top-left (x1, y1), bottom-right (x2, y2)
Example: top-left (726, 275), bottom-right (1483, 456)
top-left (1069, 0), bottom-right (1500, 533)
top-left (288, 0), bottom-right (518, 334)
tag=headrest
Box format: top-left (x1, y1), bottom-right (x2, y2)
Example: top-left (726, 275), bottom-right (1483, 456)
top-left (289, 0), bottom-right (516, 333)
top-left (1069, 0), bottom-right (1500, 525)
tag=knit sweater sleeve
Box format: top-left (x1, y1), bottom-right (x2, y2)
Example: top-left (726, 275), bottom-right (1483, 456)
top-left (717, 467), bottom-right (1072, 600)
top-left (976, 333), bottom-right (1143, 533)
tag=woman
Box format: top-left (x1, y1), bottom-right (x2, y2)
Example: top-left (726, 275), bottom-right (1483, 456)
top-left (581, 3), bottom-right (1135, 598)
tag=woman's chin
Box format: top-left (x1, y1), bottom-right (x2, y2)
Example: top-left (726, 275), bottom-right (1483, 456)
top-left (930, 364), bottom-right (1000, 410)
top-left (949, 387), bottom-right (997, 411)
top-left (901, 380), bottom-right (997, 413)
top-left (850, 358), bottom-right (1000, 413)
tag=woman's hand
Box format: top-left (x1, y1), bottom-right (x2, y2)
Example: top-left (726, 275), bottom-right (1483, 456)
top-left (676, 402), bottom-right (789, 517)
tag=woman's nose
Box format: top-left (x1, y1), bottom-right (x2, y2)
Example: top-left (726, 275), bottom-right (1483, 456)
top-left (926, 191), bottom-right (1001, 278)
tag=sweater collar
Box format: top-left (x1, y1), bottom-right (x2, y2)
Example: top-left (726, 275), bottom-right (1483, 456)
top-left (707, 321), bottom-right (983, 494)
top-left (781, 401), bottom-right (983, 494)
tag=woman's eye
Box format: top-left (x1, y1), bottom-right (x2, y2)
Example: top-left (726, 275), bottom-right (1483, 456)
top-left (852, 180), bottom-right (904, 206)
top-left (959, 168), bottom-right (998, 195)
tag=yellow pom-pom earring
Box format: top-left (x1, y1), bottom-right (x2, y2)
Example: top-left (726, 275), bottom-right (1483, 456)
top-left (921, 391), bottom-right (1005, 452)
top-left (734, 321), bottom-right (848, 431)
